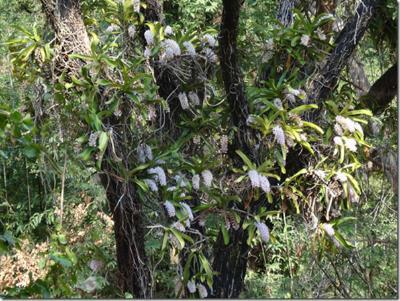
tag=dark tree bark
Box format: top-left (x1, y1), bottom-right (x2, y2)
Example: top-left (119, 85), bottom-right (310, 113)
top-left (276, 0), bottom-right (300, 26)
top-left (359, 63), bottom-right (398, 115)
top-left (308, 0), bottom-right (379, 102)
top-left (211, 1), bottom-right (255, 298)
top-left (40, 0), bottom-right (90, 77)
top-left (40, 1), bottom-right (151, 297)
top-left (100, 162), bottom-right (150, 297)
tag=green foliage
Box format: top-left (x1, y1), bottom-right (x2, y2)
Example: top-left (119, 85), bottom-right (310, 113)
top-left (0, 0), bottom-right (397, 299)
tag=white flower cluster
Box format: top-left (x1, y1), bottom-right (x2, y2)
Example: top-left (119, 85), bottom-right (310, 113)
top-left (284, 93), bottom-right (296, 104)
top-left (335, 172), bottom-right (347, 183)
top-left (181, 202), bottom-right (194, 221)
top-left (148, 166), bottom-right (167, 186)
top-left (183, 41), bottom-right (197, 56)
top-left (161, 38), bottom-right (181, 61)
top-left (204, 48), bottom-right (218, 63)
top-left (128, 25), bottom-right (136, 38)
top-left (255, 222), bottom-right (270, 243)
top-left (262, 38), bottom-right (275, 62)
top-left (334, 136), bottom-right (357, 152)
top-left (164, 200), bottom-right (176, 217)
top-left (144, 179), bottom-right (158, 192)
top-left (172, 221), bottom-right (186, 232)
top-left (187, 280), bottom-right (196, 293)
top-left (201, 170), bottom-right (213, 187)
top-left (106, 24), bottom-right (119, 33)
top-left (322, 223), bottom-right (335, 236)
top-left (344, 137), bottom-right (357, 152)
top-left (246, 115), bottom-right (257, 126)
top-left (178, 92), bottom-right (189, 110)
top-left (203, 34), bottom-right (216, 47)
top-left (273, 98), bottom-right (283, 110)
top-left (348, 184), bottom-right (359, 203)
top-left (144, 47), bottom-right (151, 58)
top-left (335, 115), bottom-right (362, 134)
top-left (248, 170), bottom-right (260, 187)
top-left (272, 125), bottom-right (286, 146)
top-left (137, 143), bottom-right (153, 163)
top-left (174, 173), bottom-right (188, 187)
top-left (192, 174), bottom-right (200, 190)
top-left (316, 28), bottom-right (326, 41)
top-left (220, 135), bottom-right (228, 154)
top-left (89, 259), bottom-right (103, 272)
top-left (144, 29), bottom-right (154, 45)
top-left (265, 38), bottom-right (274, 50)
top-left (197, 283), bottom-right (208, 298)
top-left (248, 170), bottom-right (271, 193)
top-left (188, 91), bottom-right (200, 106)
top-left (300, 34), bottom-right (311, 47)
top-left (164, 25), bottom-right (174, 36)
top-left (88, 132), bottom-right (99, 147)
top-left (314, 169), bottom-right (326, 180)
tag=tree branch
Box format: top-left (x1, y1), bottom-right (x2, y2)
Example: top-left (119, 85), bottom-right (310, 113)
top-left (359, 63), bottom-right (397, 114)
top-left (309, 0), bottom-right (379, 102)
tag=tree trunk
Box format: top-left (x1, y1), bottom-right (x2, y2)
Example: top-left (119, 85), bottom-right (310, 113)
top-left (40, 1), bottom-right (151, 297)
top-left (308, 0), bottom-right (379, 102)
top-left (40, 0), bottom-right (90, 77)
top-left (211, 1), bottom-right (254, 297)
top-left (100, 163), bottom-right (150, 297)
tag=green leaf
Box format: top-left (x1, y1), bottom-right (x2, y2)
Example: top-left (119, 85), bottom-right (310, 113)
top-left (221, 225), bottom-right (230, 245)
top-left (22, 144), bottom-right (40, 159)
top-left (235, 150), bottom-right (255, 169)
top-left (302, 121), bottom-right (324, 134)
top-left (50, 254), bottom-right (72, 268)
top-left (289, 104), bottom-right (318, 115)
top-left (170, 228), bottom-right (185, 249)
top-left (79, 148), bottom-right (94, 161)
top-left (183, 253), bottom-right (195, 283)
top-left (98, 131), bottom-right (109, 152)
top-left (346, 109), bottom-right (373, 117)
top-left (161, 232), bottom-right (168, 250)
top-left (57, 234), bottom-right (67, 245)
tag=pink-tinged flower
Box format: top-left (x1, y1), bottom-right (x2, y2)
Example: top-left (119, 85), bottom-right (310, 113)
top-left (300, 34), bottom-right (311, 47)
top-left (201, 170), bottom-right (213, 187)
top-left (178, 92), bottom-right (189, 110)
top-left (335, 172), bottom-right (347, 183)
top-left (164, 200), bottom-right (176, 217)
top-left (220, 135), bottom-right (228, 154)
top-left (144, 29), bottom-right (154, 45)
top-left (144, 179), bottom-right (158, 192)
top-left (273, 125), bottom-right (285, 146)
top-left (255, 222), bottom-right (270, 243)
top-left (128, 25), bottom-right (136, 38)
top-left (322, 223), bottom-right (335, 236)
top-left (180, 202), bottom-right (194, 220)
top-left (172, 221), bottom-right (186, 232)
top-left (187, 280), bottom-right (196, 293)
top-left (164, 25), bottom-right (173, 36)
top-left (197, 283), bottom-right (208, 298)
top-left (188, 91), bottom-right (200, 106)
top-left (259, 175), bottom-right (271, 193)
top-left (192, 174), bottom-right (200, 190)
top-left (148, 166), bottom-right (167, 186)
top-left (248, 170), bottom-right (260, 188)
top-left (203, 34), bottom-right (216, 47)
